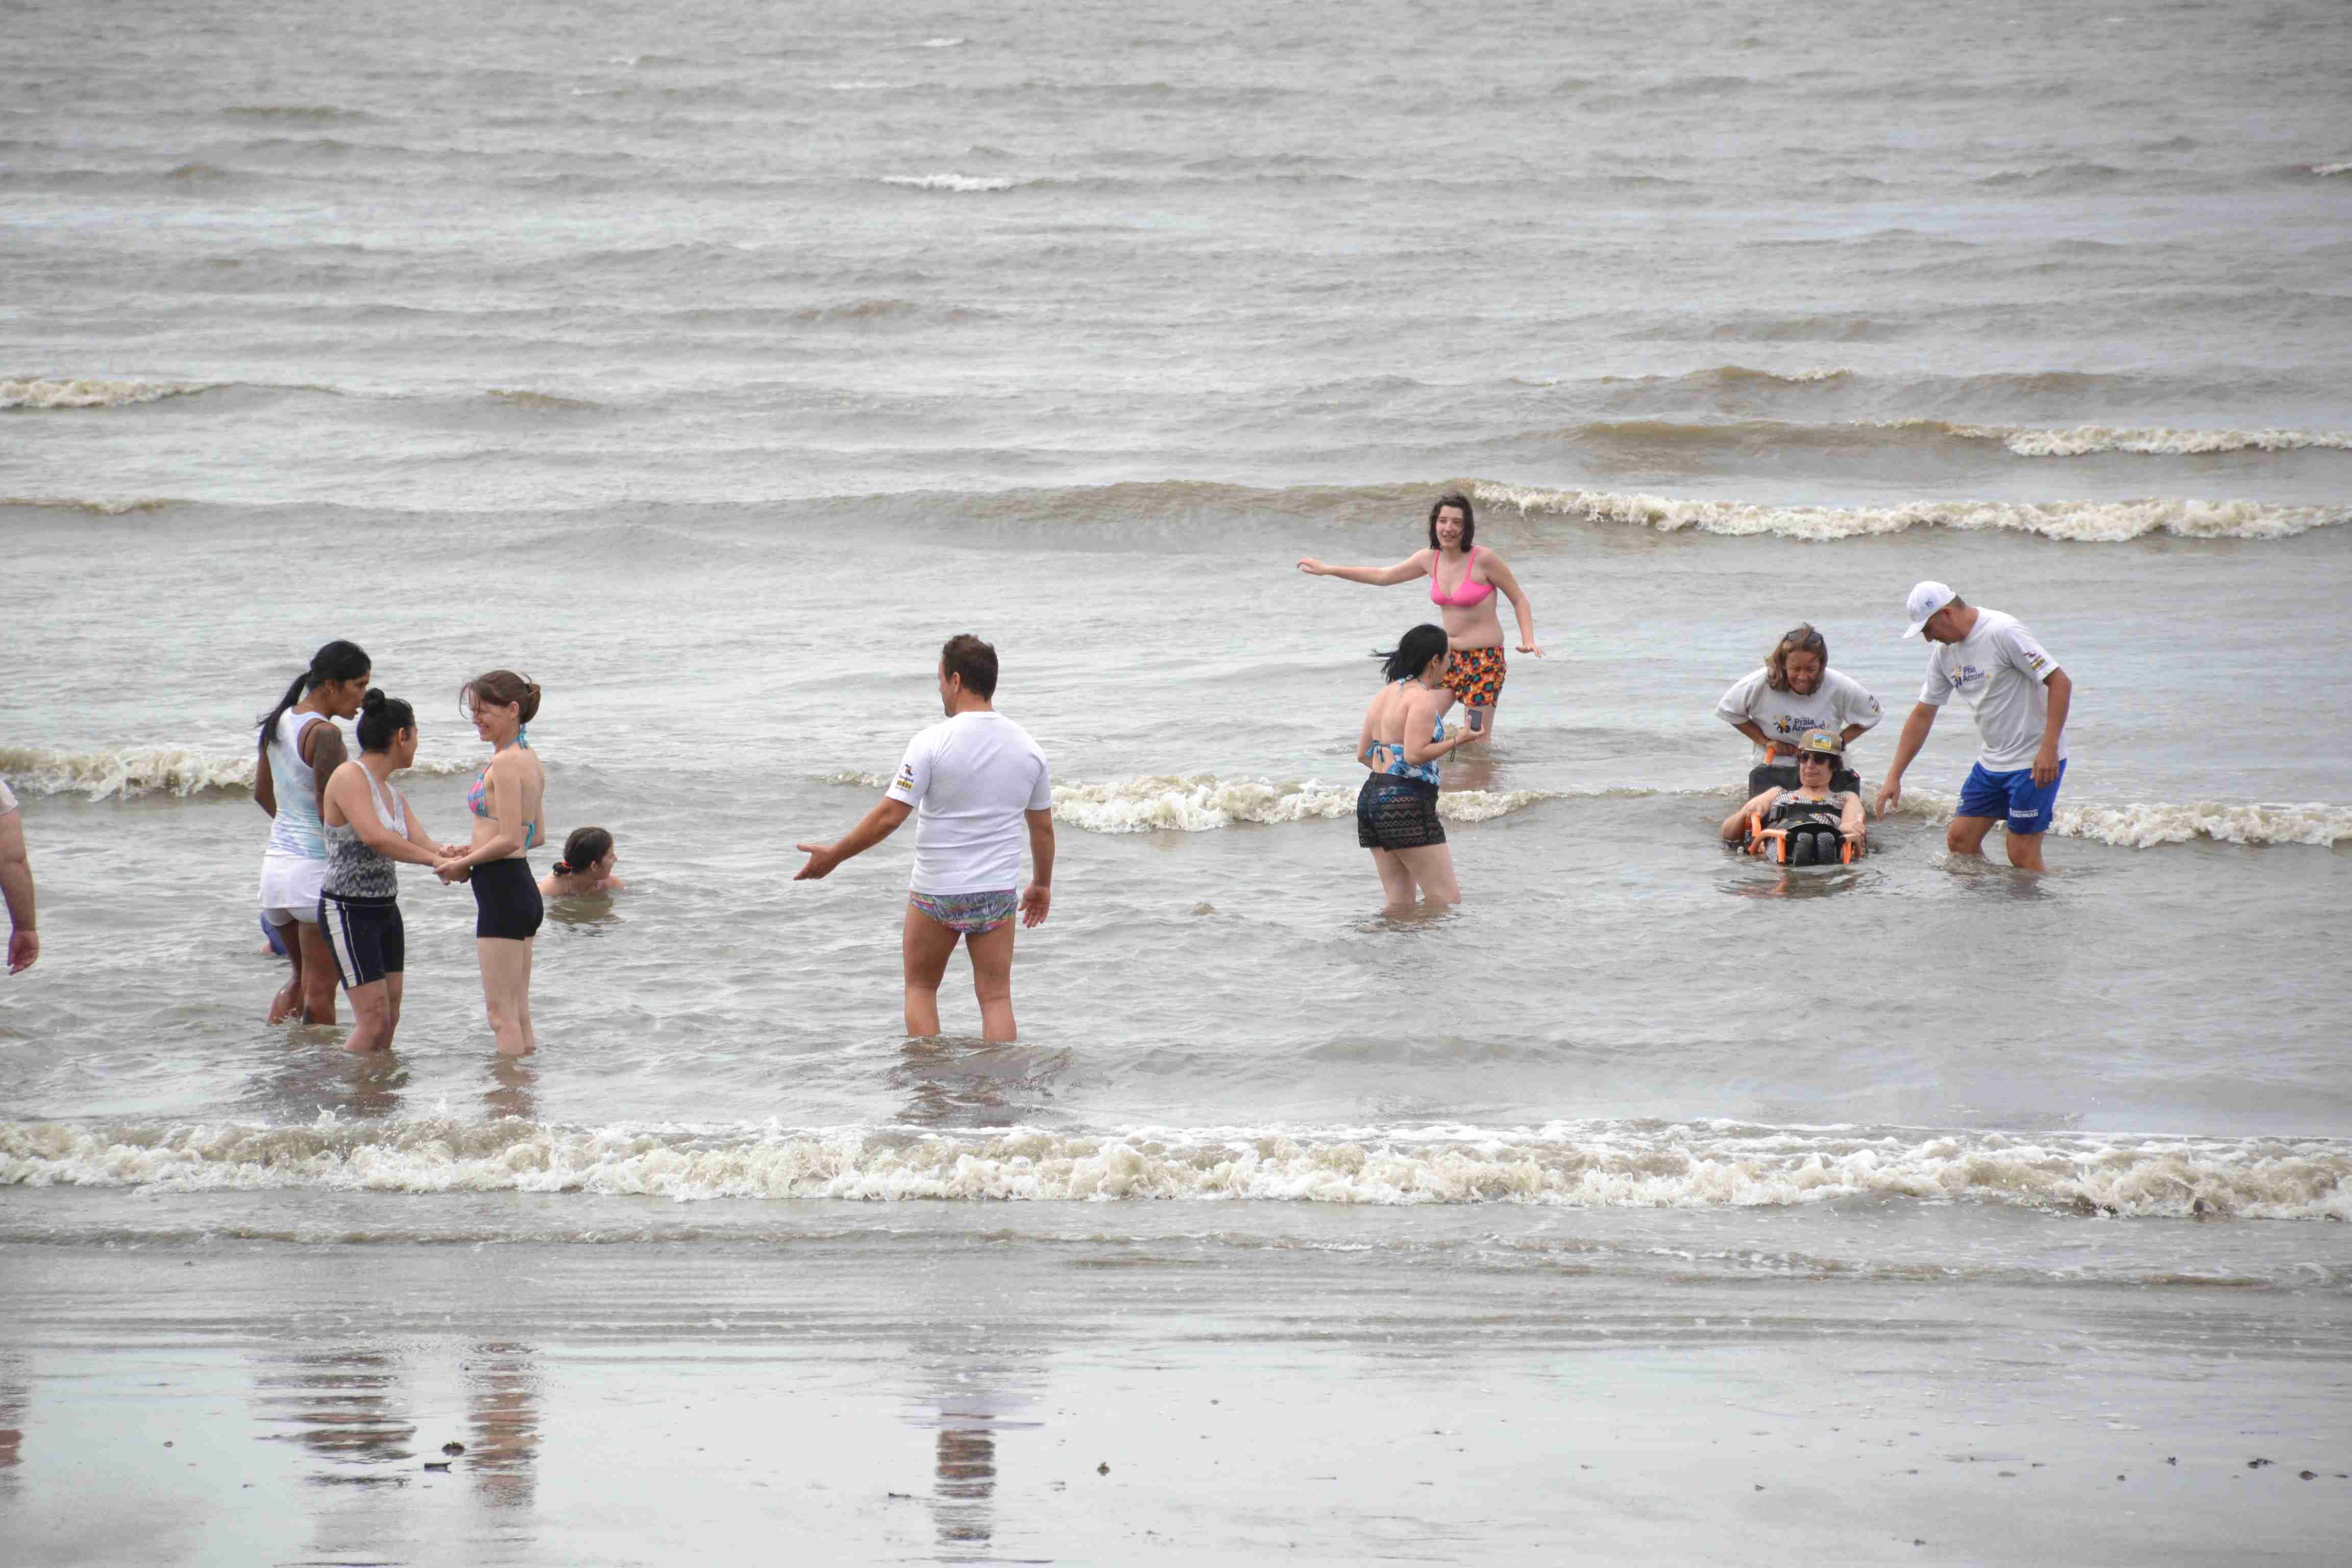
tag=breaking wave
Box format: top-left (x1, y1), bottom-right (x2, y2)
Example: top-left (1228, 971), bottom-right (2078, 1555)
top-left (880, 173), bottom-right (1019, 192)
top-left (1474, 481), bottom-right (2345, 543)
top-left (0, 745), bottom-right (473, 802)
top-left (1, 377), bottom-right (214, 410)
top-left (0, 495), bottom-right (181, 514)
top-left (1888, 791), bottom-right (2352, 849)
top-left (822, 771), bottom-right (1560, 834)
top-left (5, 1116), bottom-right (2342, 1219)
top-left (1912, 420), bottom-right (2352, 457)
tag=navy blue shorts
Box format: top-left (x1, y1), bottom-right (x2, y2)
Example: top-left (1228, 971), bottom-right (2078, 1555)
top-left (1956, 760), bottom-right (2066, 836)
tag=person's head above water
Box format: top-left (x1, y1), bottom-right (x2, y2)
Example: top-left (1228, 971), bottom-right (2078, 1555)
top-left (257, 639), bottom-right (371, 753)
top-left (459, 670), bottom-right (541, 743)
top-left (1902, 581), bottom-right (1970, 643)
top-left (1376, 623), bottom-right (1452, 684)
top-left (553, 826), bottom-right (614, 879)
top-left (938, 633), bottom-right (998, 715)
top-left (354, 690), bottom-right (417, 759)
top-left (1792, 728), bottom-right (1843, 788)
top-left (1426, 492), bottom-right (1476, 554)
top-left (1765, 623), bottom-right (1829, 695)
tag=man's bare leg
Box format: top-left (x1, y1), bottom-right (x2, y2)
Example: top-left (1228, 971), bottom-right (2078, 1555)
top-left (901, 901), bottom-right (960, 1038)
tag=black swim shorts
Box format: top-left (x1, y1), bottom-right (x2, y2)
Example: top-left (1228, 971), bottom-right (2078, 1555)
top-left (471, 858), bottom-right (545, 942)
top-left (320, 893), bottom-right (405, 990)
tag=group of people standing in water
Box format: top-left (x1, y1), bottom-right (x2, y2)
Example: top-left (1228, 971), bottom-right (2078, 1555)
top-left (1304, 493), bottom-right (2073, 912)
top-left (252, 641), bottom-right (621, 1056)
top-left (217, 491), bottom-right (2069, 1048)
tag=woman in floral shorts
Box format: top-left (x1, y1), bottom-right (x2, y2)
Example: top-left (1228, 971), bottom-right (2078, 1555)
top-left (1296, 491), bottom-right (1544, 741)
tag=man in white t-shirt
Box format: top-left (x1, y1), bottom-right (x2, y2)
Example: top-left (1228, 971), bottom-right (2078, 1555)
top-left (1873, 581), bottom-right (2074, 871)
top-left (1, 776), bottom-right (37, 974)
top-left (1714, 621), bottom-right (1882, 795)
top-left (795, 634), bottom-right (1055, 1042)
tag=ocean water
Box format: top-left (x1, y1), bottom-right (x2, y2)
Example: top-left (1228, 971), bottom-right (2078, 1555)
top-left (3, 0), bottom-right (2350, 1556)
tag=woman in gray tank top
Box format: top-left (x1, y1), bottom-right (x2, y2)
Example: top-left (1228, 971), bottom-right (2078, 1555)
top-left (317, 691), bottom-right (460, 1055)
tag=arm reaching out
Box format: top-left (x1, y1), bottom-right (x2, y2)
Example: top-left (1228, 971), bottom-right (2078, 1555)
top-left (796, 797), bottom-right (914, 880)
top-left (1874, 703), bottom-right (1939, 819)
top-left (1296, 551), bottom-right (1431, 586)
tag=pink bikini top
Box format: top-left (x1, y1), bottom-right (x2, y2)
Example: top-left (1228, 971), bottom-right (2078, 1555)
top-left (1429, 547), bottom-right (1495, 607)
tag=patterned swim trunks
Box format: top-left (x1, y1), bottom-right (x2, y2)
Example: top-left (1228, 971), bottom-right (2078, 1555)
top-left (1444, 645), bottom-right (1507, 709)
top-left (908, 888), bottom-right (1019, 934)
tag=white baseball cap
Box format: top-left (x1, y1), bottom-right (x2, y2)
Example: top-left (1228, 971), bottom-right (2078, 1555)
top-left (1901, 580), bottom-right (1956, 638)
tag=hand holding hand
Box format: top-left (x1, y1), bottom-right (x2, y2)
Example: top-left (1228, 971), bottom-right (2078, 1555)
top-left (1873, 777), bottom-right (1902, 819)
top-left (794, 842), bottom-right (841, 881)
top-left (434, 858), bottom-right (472, 885)
top-left (1020, 883), bottom-right (1051, 928)
top-left (6, 928), bottom-right (36, 975)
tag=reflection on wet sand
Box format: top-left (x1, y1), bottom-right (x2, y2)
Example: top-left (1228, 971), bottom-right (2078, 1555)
top-left (465, 1342), bottom-right (540, 1510)
top-left (0, 1354), bottom-right (25, 1493)
top-left (252, 1347), bottom-right (414, 1478)
top-left (906, 1328), bottom-right (1046, 1559)
top-left (891, 1039), bottom-right (1069, 1129)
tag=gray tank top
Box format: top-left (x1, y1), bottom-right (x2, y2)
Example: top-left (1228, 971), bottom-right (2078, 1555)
top-left (322, 766), bottom-right (405, 901)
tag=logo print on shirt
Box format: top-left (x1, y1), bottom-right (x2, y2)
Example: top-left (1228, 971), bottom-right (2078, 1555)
top-left (1948, 662), bottom-right (1987, 690)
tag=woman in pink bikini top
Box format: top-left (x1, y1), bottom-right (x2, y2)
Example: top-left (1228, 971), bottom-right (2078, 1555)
top-left (1295, 491), bottom-right (1545, 742)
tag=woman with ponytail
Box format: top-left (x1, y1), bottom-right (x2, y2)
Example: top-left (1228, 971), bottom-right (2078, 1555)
top-left (255, 639), bottom-right (371, 1024)
top-left (539, 827), bottom-right (623, 899)
top-left (318, 692), bottom-right (456, 1054)
top-left (436, 670), bottom-right (548, 1056)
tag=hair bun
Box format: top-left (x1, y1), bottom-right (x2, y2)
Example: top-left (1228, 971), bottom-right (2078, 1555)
top-left (361, 689), bottom-right (386, 710)
top-left (552, 860), bottom-right (573, 876)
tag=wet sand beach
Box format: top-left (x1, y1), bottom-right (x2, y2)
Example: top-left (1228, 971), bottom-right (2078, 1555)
top-left (6, 1195), bottom-right (2350, 1564)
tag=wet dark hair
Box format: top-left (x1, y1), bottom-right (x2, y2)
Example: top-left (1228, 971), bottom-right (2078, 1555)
top-left (257, 639), bottom-right (371, 759)
top-left (941, 633), bottom-right (998, 699)
top-left (355, 690), bottom-right (416, 753)
top-left (1375, 623), bottom-right (1452, 683)
top-left (1764, 624), bottom-right (1829, 694)
top-left (553, 826), bottom-right (612, 878)
top-left (1426, 492), bottom-right (1477, 553)
top-left (460, 669), bottom-right (542, 727)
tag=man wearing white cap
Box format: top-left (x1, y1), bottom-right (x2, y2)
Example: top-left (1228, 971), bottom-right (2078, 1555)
top-left (1872, 581), bottom-right (2073, 871)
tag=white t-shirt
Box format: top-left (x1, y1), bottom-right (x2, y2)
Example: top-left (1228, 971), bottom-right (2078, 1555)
top-left (1715, 667), bottom-right (1882, 756)
top-left (0, 777), bottom-right (16, 815)
top-left (885, 710), bottom-right (1052, 894)
top-left (1919, 607), bottom-right (2068, 771)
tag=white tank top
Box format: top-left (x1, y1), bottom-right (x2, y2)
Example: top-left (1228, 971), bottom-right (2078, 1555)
top-left (265, 709), bottom-right (330, 860)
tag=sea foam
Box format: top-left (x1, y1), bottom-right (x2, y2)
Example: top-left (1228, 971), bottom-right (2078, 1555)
top-left (2, 377), bottom-right (210, 410)
top-left (5, 1117), bottom-right (2342, 1220)
top-left (1474, 481), bottom-right (2345, 543)
top-left (0, 745), bottom-right (473, 802)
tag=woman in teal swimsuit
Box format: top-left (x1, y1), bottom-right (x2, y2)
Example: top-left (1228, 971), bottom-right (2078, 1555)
top-left (435, 670), bottom-right (547, 1056)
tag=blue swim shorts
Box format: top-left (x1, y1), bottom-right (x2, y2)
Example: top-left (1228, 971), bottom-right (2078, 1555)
top-left (1956, 759), bottom-right (2067, 836)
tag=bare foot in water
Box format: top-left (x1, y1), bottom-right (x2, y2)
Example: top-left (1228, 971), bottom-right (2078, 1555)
top-left (266, 982), bottom-right (300, 1024)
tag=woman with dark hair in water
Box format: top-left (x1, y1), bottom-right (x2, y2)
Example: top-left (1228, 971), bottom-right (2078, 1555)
top-left (540, 827), bottom-right (624, 898)
top-left (255, 639), bottom-right (371, 1024)
top-left (1297, 491), bottom-right (1545, 742)
top-left (318, 691), bottom-right (455, 1054)
top-left (1354, 623), bottom-right (1476, 915)
top-left (435, 670), bottom-right (547, 1056)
